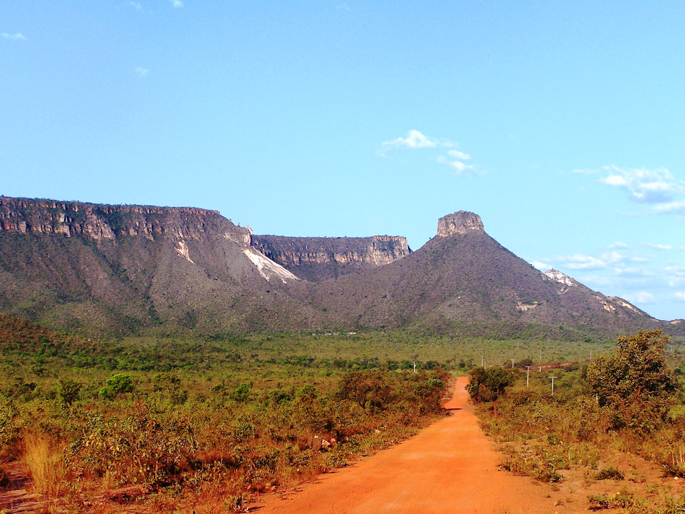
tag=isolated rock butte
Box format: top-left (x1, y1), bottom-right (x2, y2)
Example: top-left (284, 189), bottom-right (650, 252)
top-left (437, 211), bottom-right (484, 237)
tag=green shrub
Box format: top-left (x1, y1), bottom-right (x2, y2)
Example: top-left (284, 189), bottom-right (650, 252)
top-left (586, 330), bottom-right (680, 433)
top-left (467, 367), bottom-right (514, 403)
top-left (99, 373), bottom-right (134, 400)
top-left (58, 378), bottom-right (81, 406)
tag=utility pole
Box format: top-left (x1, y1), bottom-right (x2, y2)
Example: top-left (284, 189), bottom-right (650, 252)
top-left (526, 366), bottom-right (531, 388)
top-left (548, 376), bottom-right (557, 396)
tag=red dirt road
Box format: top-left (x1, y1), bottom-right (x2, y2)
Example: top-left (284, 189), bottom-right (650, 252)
top-left (257, 376), bottom-right (573, 514)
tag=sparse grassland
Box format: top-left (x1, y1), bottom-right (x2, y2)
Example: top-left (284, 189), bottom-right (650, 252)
top-left (0, 316), bottom-right (456, 512)
top-left (471, 330), bottom-right (685, 513)
top-left (2, 314), bottom-right (685, 512)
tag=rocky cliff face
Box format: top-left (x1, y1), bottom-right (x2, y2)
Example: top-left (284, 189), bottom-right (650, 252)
top-left (437, 211), bottom-right (484, 237)
top-left (0, 197), bottom-right (253, 245)
top-left (251, 234), bottom-right (411, 282)
top-left (0, 197), bottom-right (313, 335)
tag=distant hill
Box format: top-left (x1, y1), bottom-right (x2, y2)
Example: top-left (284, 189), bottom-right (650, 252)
top-left (299, 212), bottom-right (669, 338)
top-left (0, 196), bottom-right (680, 339)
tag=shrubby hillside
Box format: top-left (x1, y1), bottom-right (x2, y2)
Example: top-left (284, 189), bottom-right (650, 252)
top-left (1, 197), bottom-right (680, 339)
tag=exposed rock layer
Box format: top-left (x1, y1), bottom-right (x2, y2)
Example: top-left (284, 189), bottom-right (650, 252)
top-left (437, 211), bottom-right (484, 237)
top-left (252, 235), bottom-right (411, 282)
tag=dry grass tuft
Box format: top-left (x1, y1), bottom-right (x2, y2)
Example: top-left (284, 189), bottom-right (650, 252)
top-left (22, 433), bottom-right (65, 498)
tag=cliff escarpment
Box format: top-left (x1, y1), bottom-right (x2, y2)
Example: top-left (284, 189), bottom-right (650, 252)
top-left (0, 197), bottom-right (679, 339)
top-left (0, 197), bottom-right (252, 244)
top-left (251, 235), bottom-right (411, 282)
top-left (0, 197), bottom-right (317, 335)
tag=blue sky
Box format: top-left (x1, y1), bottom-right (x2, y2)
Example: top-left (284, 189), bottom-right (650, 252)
top-left (1, 1), bottom-right (684, 320)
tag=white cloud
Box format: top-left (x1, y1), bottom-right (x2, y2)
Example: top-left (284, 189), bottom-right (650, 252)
top-left (379, 130), bottom-right (478, 175)
top-left (381, 130), bottom-right (439, 151)
top-left (674, 292), bottom-right (685, 301)
top-left (135, 66), bottom-right (149, 77)
top-left (645, 243), bottom-right (673, 250)
top-left (170, 0), bottom-right (184, 7)
top-left (615, 267), bottom-right (654, 277)
top-left (608, 241), bottom-right (628, 249)
top-left (1, 33), bottom-right (27, 40)
top-left (530, 261), bottom-right (550, 270)
top-left (601, 165), bottom-right (685, 204)
top-left (602, 251), bottom-right (624, 264)
top-left (653, 200), bottom-right (685, 214)
top-left (559, 253), bottom-right (607, 270)
top-left (623, 291), bottom-right (656, 303)
top-left (448, 149), bottom-right (471, 161)
top-left (127, 1), bottom-right (143, 10)
top-left (578, 274), bottom-right (612, 286)
top-left (437, 155), bottom-right (476, 175)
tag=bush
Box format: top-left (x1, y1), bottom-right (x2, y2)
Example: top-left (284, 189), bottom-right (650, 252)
top-left (467, 367), bottom-right (514, 403)
top-left (586, 330), bottom-right (680, 432)
top-left (99, 373), bottom-right (134, 400)
top-left (58, 379), bottom-right (81, 406)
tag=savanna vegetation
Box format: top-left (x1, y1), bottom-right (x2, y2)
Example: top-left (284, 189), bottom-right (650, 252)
top-left (3, 311), bottom-right (685, 512)
top-left (470, 330), bottom-right (685, 513)
top-left (0, 314), bottom-right (453, 512)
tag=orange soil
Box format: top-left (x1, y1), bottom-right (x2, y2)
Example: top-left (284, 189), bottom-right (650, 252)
top-left (256, 376), bottom-right (575, 514)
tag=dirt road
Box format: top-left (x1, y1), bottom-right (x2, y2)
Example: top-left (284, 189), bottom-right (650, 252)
top-left (257, 376), bottom-right (574, 513)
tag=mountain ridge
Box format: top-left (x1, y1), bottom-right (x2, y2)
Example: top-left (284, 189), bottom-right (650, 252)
top-left (0, 196), bottom-right (679, 339)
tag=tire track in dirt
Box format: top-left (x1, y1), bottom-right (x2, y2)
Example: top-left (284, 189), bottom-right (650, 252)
top-left (256, 376), bottom-right (574, 513)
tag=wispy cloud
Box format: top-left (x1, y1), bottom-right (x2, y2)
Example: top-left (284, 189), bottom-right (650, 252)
top-left (1, 33), bottom-right (27, 40)
top-left (558, 253), bottom-right (608, 270)
top-left (135, 66), bottom-right (149, 77)
top-left (127, 1), bottom-right (143, 10)
top-left (601, 165), bottom-right (685, 206)
top-left (608, 241), bottom-right (628, 249)
top-left (645, 243), bottom-right (673, 250)
top-left (170, 0), bottom-right (184, 7)
top-left (437, 155), bottom-right (475, 175)
top-left (614, 267), bottom-right (654, 278)
top-left (576, 165), bottom-right (685, 215)
top-left (623, 291), bottom-right (656, 304)
top-left (530, 261), bottom-right (550, 270)
top-left (673, 292), bottom-right (685, 302)
top-left (381, 130), bottom-right (439, 151)
top-left (653, 200), bottom-right (685, 214)
top-left (380, 130), bottom-right (478, 175)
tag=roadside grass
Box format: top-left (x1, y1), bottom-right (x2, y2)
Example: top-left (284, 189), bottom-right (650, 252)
top-left (471, 331), bottom-right (685, 513)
